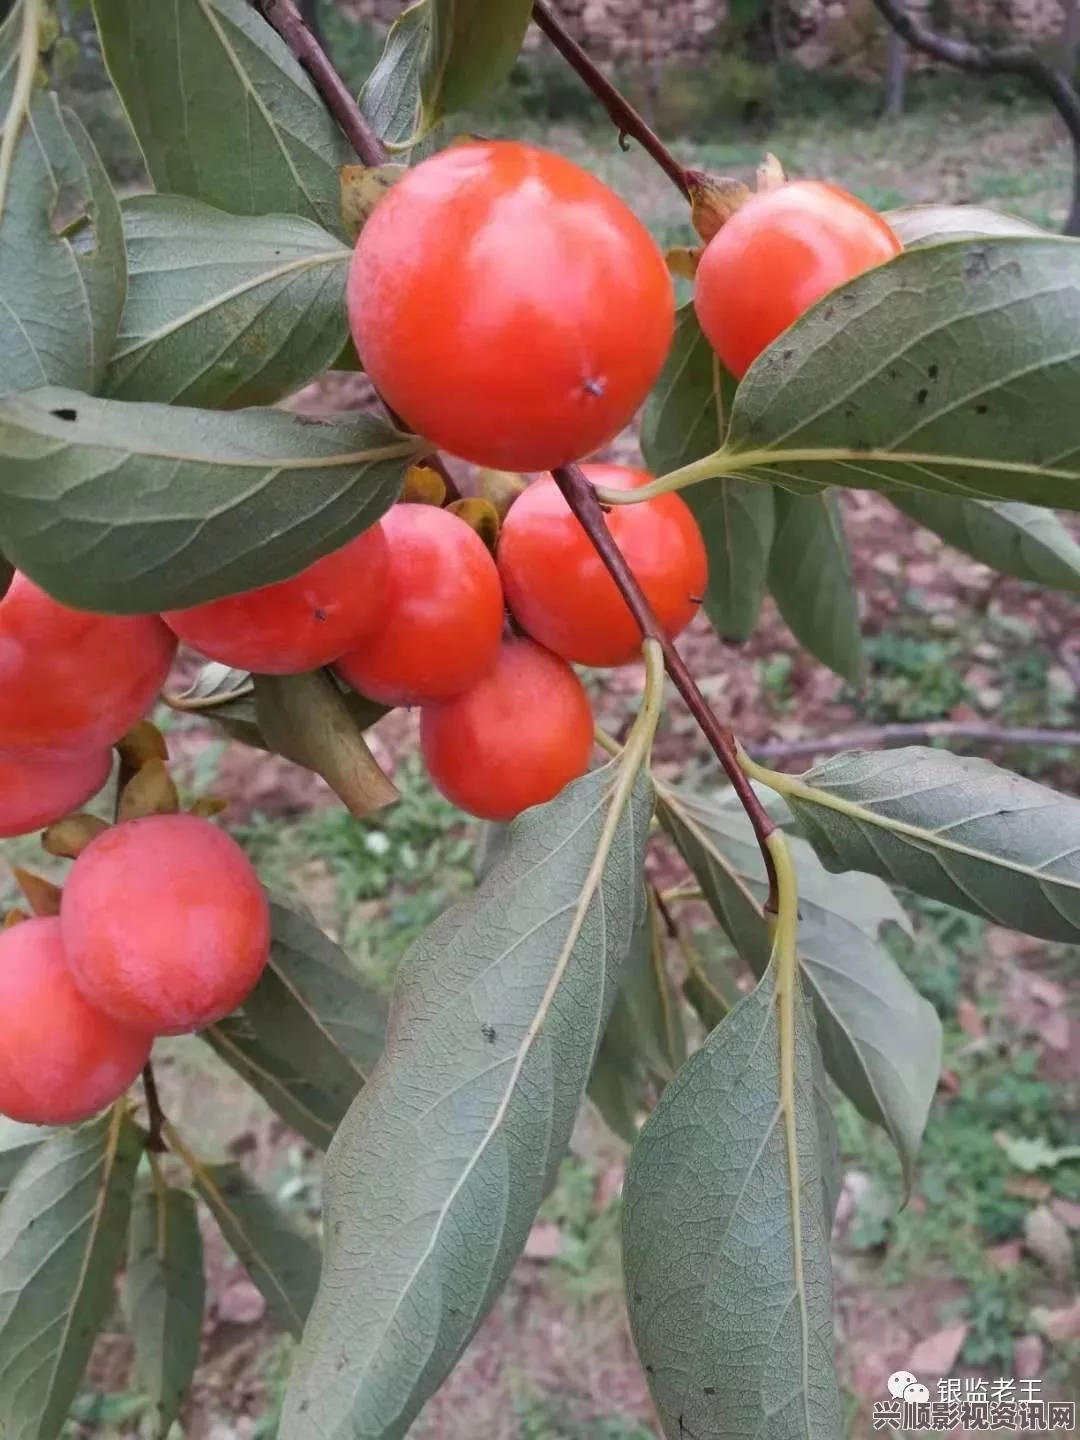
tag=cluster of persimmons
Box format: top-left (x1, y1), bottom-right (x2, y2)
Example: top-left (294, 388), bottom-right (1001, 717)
top-left (0, 139), bottom-right (899, 1130)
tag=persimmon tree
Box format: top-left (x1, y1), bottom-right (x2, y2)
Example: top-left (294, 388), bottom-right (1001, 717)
top-left (1, 1), bottom-right (1079, 1437)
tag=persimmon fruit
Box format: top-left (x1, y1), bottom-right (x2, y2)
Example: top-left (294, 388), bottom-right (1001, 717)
top-left (0, 917), bottom-right (151, 1126)
top-left (0, 748), bottom-right (112, 839)
top-left (421, 637), bottom-right (594, 821)
top-left (693, 180), bottom-right (901, 378)
top-left (0, 573), bottom-right (176, 758)
top-left (336, 504), bottom-right (503, 706)
top-left (497, 465), bottom-right (707, 668)
top-left (347, 140), bottom-right (674, 471)
top-left (61, 813), bottom-right (271, 1036)
top-left (163, 524), bottom-right (391, 674)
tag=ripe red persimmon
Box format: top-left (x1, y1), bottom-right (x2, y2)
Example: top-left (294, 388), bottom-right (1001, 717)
top-left (163, 524), bottom-right (390, 674)
top-left (693, 181), bottom-right (901, 379)
top-left (0, 573), bottom-right (177, 758)
top-left (497, 465), bottom-right (707, 668)
top-left (347, 140), bottom-right (674, 471)
top-left (336, 504), bottom-right (504, 706)
top-left (0, 917), bottom-right (151, 1126)
top-left (61, 813), bottom-right (271, 1036)
top-left (0, 748), bottom-right (112, 839)
top-left (420, 637), bottom-right (594, 821)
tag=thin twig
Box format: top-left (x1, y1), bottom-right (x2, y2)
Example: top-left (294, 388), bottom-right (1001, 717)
top-left (256, 0), bottom-right (461, 498)
top-left (749, 720), bottom-right (1080, 763)
top-left (869, 0), bottom-right (1080, 234)
top-left (141, 1063), bottom-right (167, 1154)
top-left (530, 0), bottom-right (690, 199)
top-left (552, 463), bottom-right (779, 910)
top-left (259, 0), bottom-right (386, 164)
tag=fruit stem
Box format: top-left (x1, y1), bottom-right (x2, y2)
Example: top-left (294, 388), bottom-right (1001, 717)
top-left (551, 462), bottom-right (779, 911)
top-left (141, 1062), bottom-right (167, 1154)
top-left (256, 0), bottom-right (462, 501)
top-left (531, 1), bottom-right (691, 200)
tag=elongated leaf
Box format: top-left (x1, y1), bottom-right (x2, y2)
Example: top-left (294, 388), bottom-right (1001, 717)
top-left (587, 897), bottom-right (670, 1144)
top-left (1, 5), bottom-right (125, 398)
top-left (105, 196), bottom-right (349, 407)
top-left (0, 1118), bottom-right (47, 1204)
top-left (768, 489), bottom-right (864, 684)
top-left (657, 784), bottom-right (939, 1183)
top-left (0, 1107), bottom-right (141, 1440)
top-left (780, 745), bottom-right (1080, 944)
top-left (643, 303), bottom-right (772, 641)
top-left (122, 1186), bottom-right (205, 1436)
top-left (614, 891), bottom-right (684, 1083)
top-left (255, 671), bottom-right (399, 816)
top-left (279, 761), bottom-right (654, 1439)
top-left (889, 492), bottom-right (1080, 592)
top-left (206, 901), bottom-right (387, 1149)
top-left (190, 1161), bottom-right (320, 1336)
top-left (360, 1), bottom-right (430, 146)
top-left (886, 204), bottom-right (1042, 248)
top-left (93, 0), bottom-right (350, 236)
top-left (0, 387), bottom-right (419, 612)
top-left (623, 959), bottom-right (840, 1440)
top-left (726, 237), bottom-right (1080, 510)
top-left (421, 0), bottom-right (532, 129)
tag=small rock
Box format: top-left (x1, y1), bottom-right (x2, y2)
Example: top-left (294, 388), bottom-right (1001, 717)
top-left (907, 1322), bottom-right (969, 1376)
top-left (987, 1241), bottom-right (1023, 1271)
top-left (1024, 1204), bottom-right (1075, 1281)
top-left (217, 1278), bottom-right (267, 1326)
top-left (1031, 1300), bottom-right (1080, 1344)
top-left (1041, 1010), bottom-right (1071, 1052)
top-left (1051, 1197), bottom-right (1080, 1230)
top-left (1013, 1333), bottom-right (1044, 1380)
top-left (524, 1221), bottom-right (562, 1261)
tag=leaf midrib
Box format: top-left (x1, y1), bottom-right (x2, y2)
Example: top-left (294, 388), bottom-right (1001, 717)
top-left (112, 247), bottom-right (348, 360)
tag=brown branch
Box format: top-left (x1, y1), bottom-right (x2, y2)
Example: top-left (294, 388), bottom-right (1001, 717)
top-left (869, 0), bottom-right (1080, 233)
top-left (530, 1), bottom-right (690, 199)
top-left (259, 0), bottom-right (386, 165)
top-left (749, 720), bottom-right (1080, 763)
top-left (256, 0), bottom-right (461, 497)
top-left (142, 1063), bottom-right (167, 1153)
top-left (552, 464), bottom-right (779, 910)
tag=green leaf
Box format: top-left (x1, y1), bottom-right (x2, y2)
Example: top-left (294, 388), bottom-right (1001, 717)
top-left (1, 5), bottom-right (126, 398)
top-left (205, 900), bottom-right (387, 1150)
top-left (279, 760), bottom-right (654, 1439)
top-left (190, 1161), bottom-right (320, 1336)
top-left (778, 746), bottom-right (1080, 943)
top-left (0, 1118), bottom-right (47, 1204)
top-left (657, 784), bottom-right (940, 1184)
top-left (889, 492), bottom-right (1080, 593)
top-left (92, 0), bottom-right (351, 236)
top-left (642, 302), bottom-right (773, 642)
top-left (0, 387), bottom-right (419, 612)
top-left (768, 489), bottom-right (864, 684)
top-left (122, 1185), bottom-right (205, 1437)
top-left (613, 890), bottom-right (685, 1084)
top-left (0, 1107), bottom-right (142, 1440)
top-left (885, 204), bottom-right (1043, 248)
top-left (254, 671), bottom-right (398, 817)
top-left (421, 0), bottom-right (532, 129)
top-left (623, 959), bottom-right (841, 1440)
top-left (725, 237), bottom-right (1080, 510)
top-left (587, 896), bottom-right (673, 1144)
top-left (104, 196), bottom-right (349, 408)
top-left (359, 1), bottom-right (430, 146)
